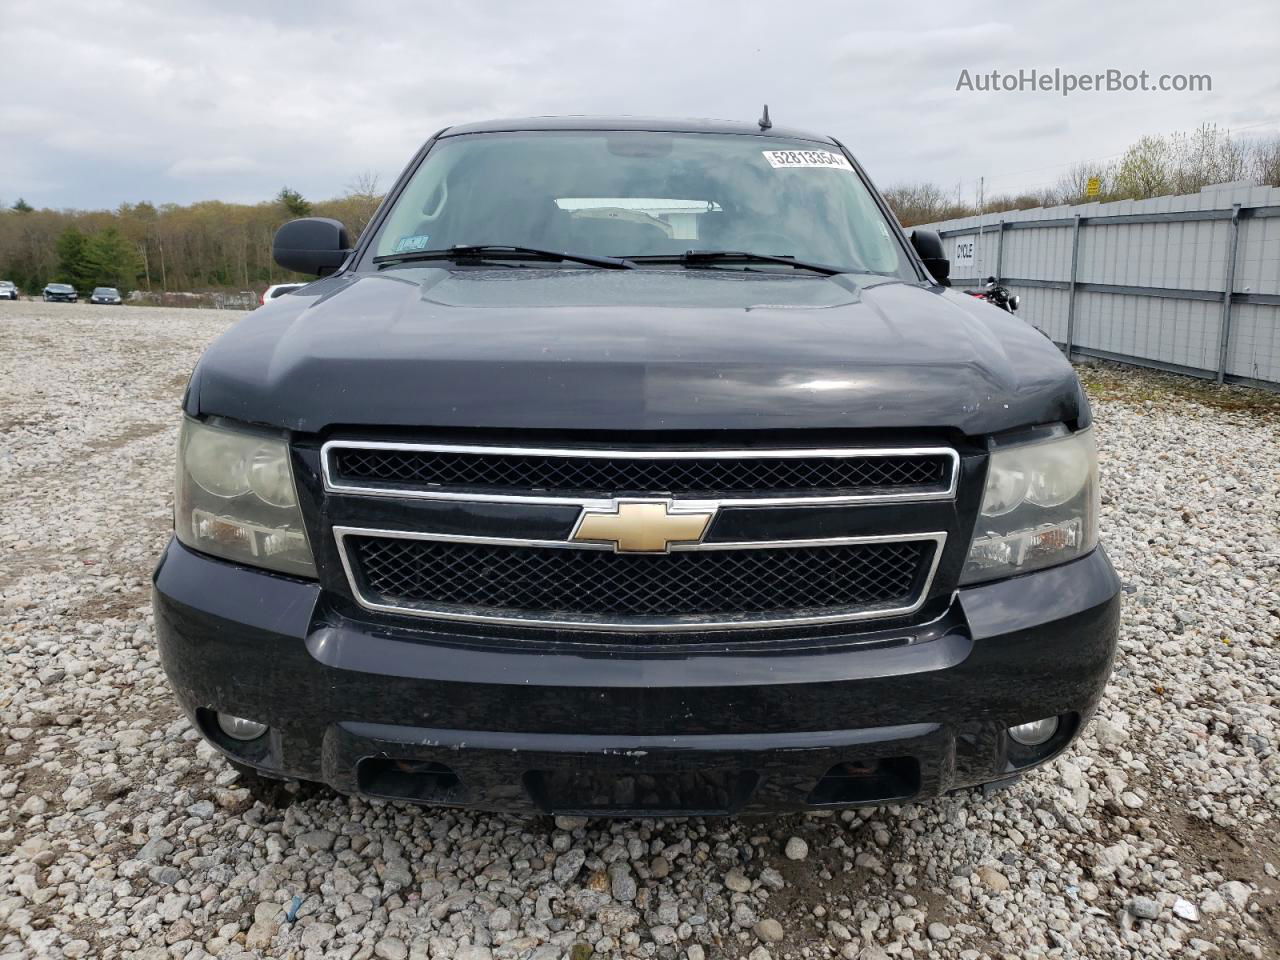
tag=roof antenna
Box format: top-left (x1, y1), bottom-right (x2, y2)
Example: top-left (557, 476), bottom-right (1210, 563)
top-left (757, 104), bottom-right (772, 131)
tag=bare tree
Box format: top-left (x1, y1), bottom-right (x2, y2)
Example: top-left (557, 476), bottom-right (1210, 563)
top-left (1245, 135), bottom-right (1280, 187)
top-left (882, 182), bottom-right (974, 226)
top-left (342, 170), bottom-right (384, 238)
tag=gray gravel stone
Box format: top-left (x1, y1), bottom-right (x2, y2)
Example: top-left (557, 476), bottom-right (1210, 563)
top-left (725, 867), bottom-right (752, 892)
top-left (375, 937), bottom-right (408, 960)
top-left (2, 311), bottom-right (1277, 960)
top-left (784, 837), bottom-right (808, 861)
top-left (755, 918), bottom-right (784, 943)
top-left (1128, 896), bottom-right (1160, 920)
top-left (609, 861), bottom-right (637, 901)
top-left (554, 847), bottom-right (587, 883)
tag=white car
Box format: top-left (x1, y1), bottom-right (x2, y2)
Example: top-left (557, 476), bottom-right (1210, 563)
top-left (259, 283), bottom-right (305, 305)
top-left (0, 280), bottom-right (19, 300)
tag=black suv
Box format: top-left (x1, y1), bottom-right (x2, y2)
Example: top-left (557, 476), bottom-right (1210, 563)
top-left (153, 117), bottom-right (1119, 816)
top-left (43, 283), bottom-right (77, 302)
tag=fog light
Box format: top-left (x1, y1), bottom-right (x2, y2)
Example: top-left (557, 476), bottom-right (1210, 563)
top-left (1008, 716), bottom-right (1060, 747)
top-left (216, 713), bottom-right (268, 741)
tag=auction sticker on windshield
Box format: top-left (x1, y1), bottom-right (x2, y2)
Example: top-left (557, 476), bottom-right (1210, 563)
top-left (762, 150), bottom-right (853, 171)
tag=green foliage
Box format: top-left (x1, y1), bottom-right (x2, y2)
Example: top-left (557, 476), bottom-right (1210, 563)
top-left (1111, 135), bottom-right (1173, 201)
top-left (49, 225), bottom-right (140, 293)
top-left (85, 227), bottom-right (140, 292)
top-left (56, 227), bottom-right (93, 288)
top-left (11, 197), bottom-right (34, 213)
top-left (276, 187), bottom-right (312, 218)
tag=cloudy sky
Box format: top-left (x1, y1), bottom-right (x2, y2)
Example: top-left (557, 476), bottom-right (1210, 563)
top-left (3, 0), bottom-right (1277, 210)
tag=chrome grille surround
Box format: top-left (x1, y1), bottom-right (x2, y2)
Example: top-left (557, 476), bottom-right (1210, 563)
top-left (325, 441), bottom-right (957, 632)
top-left (322, 441), bottom-right (959, 506)
top-left (333, 526), bottom-right (947, 632)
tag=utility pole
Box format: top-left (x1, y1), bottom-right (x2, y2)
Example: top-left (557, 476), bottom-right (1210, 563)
top-left (976, 176), bottom-right (985, 280)
top-left (138, 241), bottom-right (151, 291)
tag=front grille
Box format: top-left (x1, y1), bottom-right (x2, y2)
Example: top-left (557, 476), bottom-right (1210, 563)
top-left (327, 444), bottom-right (952, 499)
top-left (345, 535), bottom-right (933, 630)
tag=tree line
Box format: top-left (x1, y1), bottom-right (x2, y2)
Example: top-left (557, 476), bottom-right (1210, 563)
top-left (1, 126), bottom-right (1277, 293)
top-left (885, 124), bottom-right (1280, 225)
top-left (0, 175), bottom-right (382, 296)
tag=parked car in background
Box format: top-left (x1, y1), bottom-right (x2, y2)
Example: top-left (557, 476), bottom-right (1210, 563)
top-left (0, 280), bottom-right (18, 300)
top-left (43, 283), bottom-right (78, 302)
top-left (260, 282), bottom-right (305, 305)
top-left (90, 287), bottom-right (123, 305)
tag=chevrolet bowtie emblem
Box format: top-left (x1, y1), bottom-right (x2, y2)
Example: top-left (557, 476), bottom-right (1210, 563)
top-left (571, 500), bottom-right (715, 553)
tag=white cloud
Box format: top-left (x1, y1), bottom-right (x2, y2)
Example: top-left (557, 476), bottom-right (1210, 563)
top-left (167, 156), bottom-right (259, 178)
top-left (835, 22), bottom-right (1016, 63)
top-left (0, 0), bottom-right (1276, 208)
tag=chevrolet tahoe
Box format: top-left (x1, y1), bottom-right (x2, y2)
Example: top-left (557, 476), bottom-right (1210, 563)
top-left (153, 116), bottom-right (1120, 816)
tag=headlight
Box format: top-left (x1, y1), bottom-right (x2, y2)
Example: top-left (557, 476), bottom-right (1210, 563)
top-left (961, 427), bottom-right (1098, 584)
top-left (174, 418), bottom-right (316, 577)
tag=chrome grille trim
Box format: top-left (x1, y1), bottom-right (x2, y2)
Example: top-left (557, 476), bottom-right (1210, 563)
top-left (333, 525), bottom-right (947, 632)
top-left (320, 441), bottom-right (960, 507)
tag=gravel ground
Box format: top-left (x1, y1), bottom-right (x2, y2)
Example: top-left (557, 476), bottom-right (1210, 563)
top-left (1, 301), bottom-right (1277, 960)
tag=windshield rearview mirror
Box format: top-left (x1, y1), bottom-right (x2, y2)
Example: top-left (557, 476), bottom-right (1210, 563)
top-left (909, 229), bottom-right (950, 287)
top-left (273, 218), bottom-right (352, 276)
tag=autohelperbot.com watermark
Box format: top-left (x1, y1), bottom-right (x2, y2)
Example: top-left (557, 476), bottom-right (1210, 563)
top-left (956, 68), bottom-right (1211, 97)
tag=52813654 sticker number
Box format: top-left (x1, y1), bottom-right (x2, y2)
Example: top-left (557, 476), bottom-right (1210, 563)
top-left (761, 150), bottom-right (854, 171)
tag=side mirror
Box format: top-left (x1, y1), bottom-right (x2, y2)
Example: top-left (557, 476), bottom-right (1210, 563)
top-left (273, 218), bottom-right (352, 276)
top-left (909, 229), bottom-right (950, 287)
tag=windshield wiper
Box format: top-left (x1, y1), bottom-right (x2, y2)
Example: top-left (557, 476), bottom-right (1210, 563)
top-left (373, 244), bottom-right (635, 270)
top-left (626, 250), bottom-right (845, 276)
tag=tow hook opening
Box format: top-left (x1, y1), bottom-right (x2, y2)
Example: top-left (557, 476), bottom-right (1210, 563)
top-left (806, 757), bottom-right (920, 806)
top-left (357, 758), bottom-right (464, 804)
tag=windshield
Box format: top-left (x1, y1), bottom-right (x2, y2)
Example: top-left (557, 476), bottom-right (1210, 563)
top-left (94, 288), bottom-right (118, 295)
top-left (367, 131), bottom-right (913, 278)
top-left (49, 284), bottom-right (73, 291)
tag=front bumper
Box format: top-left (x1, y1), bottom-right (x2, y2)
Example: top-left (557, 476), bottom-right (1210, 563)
top-left (154, 539), bottom-right (1120, 815)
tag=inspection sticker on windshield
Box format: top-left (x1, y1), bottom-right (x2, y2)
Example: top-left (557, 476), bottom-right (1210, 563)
top-left (392, 234), bottom-right (431, 253)
top-left (762, 149), bottom-right (853, 171)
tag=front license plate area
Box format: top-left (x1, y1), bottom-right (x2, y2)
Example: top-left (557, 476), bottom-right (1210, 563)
top-left (523, 768), bottom-right (759, 816)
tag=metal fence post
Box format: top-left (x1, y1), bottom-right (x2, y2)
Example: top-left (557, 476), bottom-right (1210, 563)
top-left (995, 220), bottom-right (1006, 279)
top-left (1216, 203), bottom-right (1242, 385)
top-left (1064, 214), bottom-right (1082, 358)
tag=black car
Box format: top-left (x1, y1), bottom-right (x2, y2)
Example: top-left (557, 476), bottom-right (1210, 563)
top-left (90, 286), bottom-right (123, 305)
top-left (43, 283), bottom-right (77, 302)
top-left (153, 116), bottom-right (1119, 816)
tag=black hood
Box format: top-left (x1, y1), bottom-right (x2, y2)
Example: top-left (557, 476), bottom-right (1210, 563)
top-left (189, 268), bottom-right (1085, 437)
